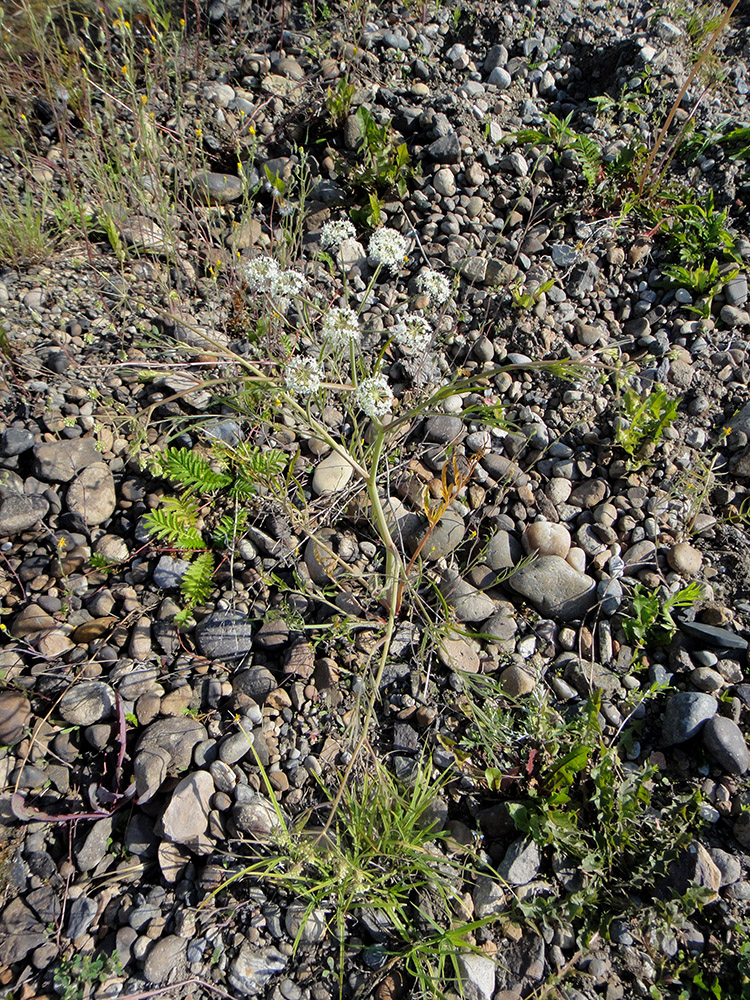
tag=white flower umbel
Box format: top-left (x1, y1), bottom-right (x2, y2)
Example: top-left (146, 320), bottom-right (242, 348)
top-left (271, 268), bottom-right (308, 299)
top-left (268, 268), bottom-right (308, 312)
top-left (392, 312), bottom-right (432, 353)
top-left (354, 373), bottom-right (394, 419)
top-left (320, 219), bottom-right (357, 250)
top-left (285, 356), bottom-right (323, 396)
top-left (368, 227), bottom-right (409, 272)
top-left (416, 268), bottom-right (452, 306)
top-left (322, 306), bottom-right (360, 350)
top-left (243, 255), bottom-right (280, 292)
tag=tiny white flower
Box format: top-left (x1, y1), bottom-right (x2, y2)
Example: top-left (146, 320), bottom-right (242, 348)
top-left (243, 255), bottom-right (280, 292)
top-left (285, 356), bottom-right (322, 395)
top-left (416, 268), bottom-right (452, 306)
top-left (322, 306), bottom-right (360, 350)
top-left (392, 312), bottom-right (432, 353)
top-left (271, 268), bottom-right (307, 299)
top-left (268, 268), bottom-right (308, 312)
top-left (368, 227), bottom-right (409, 272)
top-left (320, 219), bottom-right (356, 249)
top-left (354, 373), bottom-right (394, 419)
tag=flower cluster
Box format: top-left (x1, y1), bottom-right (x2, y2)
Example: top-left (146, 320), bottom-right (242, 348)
top-left (285, 356), bottom-right (323, 396)
top-left (322, 306), bottom-right (360, 350)
top-left (271, 268), bottom-right (307, 311)
top-left (243, 255), bottom-right (280, 292)
top-left (368, 228), bottom-right (409, 272)
top-left (392, 312), bottom-right (432, 353)
top-left (320, 219), bottom-right (356, 250)
top-left (243, 256), bottom-right (308, 312)
top-left (354, 373), bottom-right (394, 419)
top-left (416, 268), bottom-right (452, 306)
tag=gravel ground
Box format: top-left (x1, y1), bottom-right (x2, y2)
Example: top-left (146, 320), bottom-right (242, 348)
top-left (2, 0), bottom-right (750, 998)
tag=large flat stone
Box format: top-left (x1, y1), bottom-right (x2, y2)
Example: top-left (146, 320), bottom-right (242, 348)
top-left (508, 555), bottom-right (595, 621)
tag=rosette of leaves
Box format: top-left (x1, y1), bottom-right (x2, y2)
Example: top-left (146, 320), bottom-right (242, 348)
top-left (144, 443), bottom-right (286, 624)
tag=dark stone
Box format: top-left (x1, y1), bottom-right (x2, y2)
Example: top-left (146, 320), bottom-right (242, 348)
top-left (677, 619), bottom-right (748, 652)
top-left (427, 132), bottom-right (461, 163)
top-left (196, 610), bottom-right (254, 660)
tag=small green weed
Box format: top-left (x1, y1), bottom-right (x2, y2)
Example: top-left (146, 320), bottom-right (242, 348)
top-left (53, 950), bottom-right (122, 1000)
top-left (663, 257), bottom-right (739, 298)
top-left (621, 581), bottom-right (705, 651)
top-left (665, 190), bottom-right (738, 265)
top-left (513, 111), bottom-right (602, 186)
top-left (348, 105), bottom-right (413, 198)
top-left (326, 74), bottom-right (356, 126)
top-left (613, 379), bottom-right (679, 467)
top-left (208, 751), bottom-right (484, 999)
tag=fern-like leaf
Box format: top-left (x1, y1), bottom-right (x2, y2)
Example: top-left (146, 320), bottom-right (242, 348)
top-left (143, 500), bottom-right (204, 550)
top-left (571, 135), bottom-right (602, 187)
top-left (160, 447), bottom-right (233, 493)
top-left (180, 551), bottom-right (215, 608)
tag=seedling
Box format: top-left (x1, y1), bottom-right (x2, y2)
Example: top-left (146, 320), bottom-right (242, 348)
top-left (613, 380), bottom-right (679, 468)
top-left (621, 581), bottom-right (705, 651)
top-left (54, 950), bottom-right (122, 1000)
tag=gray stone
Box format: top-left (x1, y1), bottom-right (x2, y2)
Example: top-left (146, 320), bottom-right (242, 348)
top-left (65, 895), bottom-right (97, 940)
top-left (1, 427), bottom-right (34, 456)
top-left (486, 530), bottom-right (522, 571)
top-left (144, 935), bottom-right (186, 984)
top-left (508, 556), bottom-right (596, 621)
top-left (312, 452), bottom-right (353, 495)
top-left (192, 171), bottom-right (244, 205)
top-left (622, 539), bottom-right (656, 571)
top-left (425, 415), bottom-right (464, 444)
top-left (0, 899), bottom-right (46, 964)
top-left (75, 816), bottom-right (115, 872)
top-left (196, 610), bottom-right (254, 660)
top-left (427, 133), bottom-right (461, 164)
top-left (440, 572), bottom-right (497, 622)
top-left (458, 256), bottom-right (488, 284)
top-left (284, 905), bottom-right (327, 944)
top-left (433, 167), bottom-right (457, 197)
top-left (33, 438), bottom-right (100, 483)
top-left (134, 716), bottom-right (208, 802)
top-left (597, 577), bottom-right (623, 615)
top-left (472, 875), bottom-right (506, 918)
top-left (228, 942), bottom-right (287, 996)
top-left (702, 716), bottom-right (749, 774)
top-left (161, 770), bottom-right (214, 845)
top-left (662, 692), bottom-right (717, 746)
top-left (456, 952), bottom-right (496, 1000)
top-left (0, 495), bottom-right (49, 536)
top-left (66, 462), bottom-right (116, 524)
top-left (498, 837), bottom-right (541, 885)
top-left (482, 609), bottom-right (518, 642)
top-left (232, 792), bottom-right (282, 837)
top-left (724, 274), bottom-right (748, 307)
top-left (59, 681), bottom-right (116, 726)
top-left (219, 729), bottom-right (255, 764)
top-left (488, 66), bottom-right (511, 89)
top-left (480, 452), bottom-right (529, 486)
top-left (409, 508), bottom-right (465, 562)
top-left (233, 666), bottom-right (277, 707)
top-left (153, 555), bottom-right (190, 589)
top-left (709, 847), bottom-right (742, 886)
